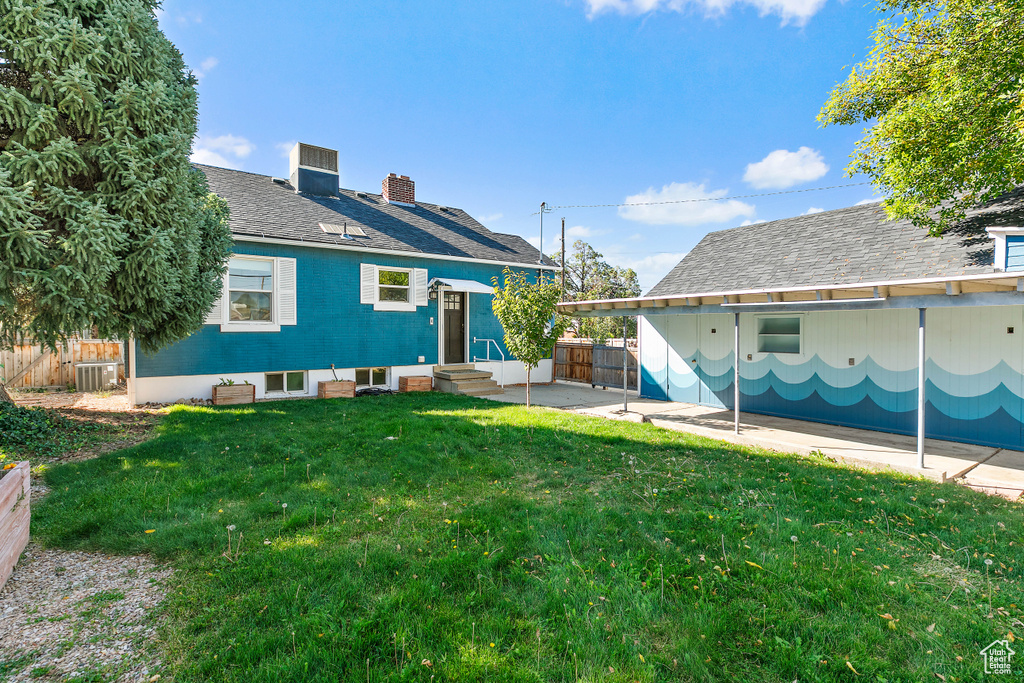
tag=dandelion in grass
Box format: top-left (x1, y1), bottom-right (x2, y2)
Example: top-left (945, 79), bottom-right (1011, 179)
top-left (226, 525), bottom-right (237, 554)
top-left (282, 502), bottom-right (288, 521)
top-left (791, 535), bottom-right (799, 564)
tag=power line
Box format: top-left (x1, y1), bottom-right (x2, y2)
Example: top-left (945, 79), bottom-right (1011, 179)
top-left (531, 181), bottom-right (873, 213)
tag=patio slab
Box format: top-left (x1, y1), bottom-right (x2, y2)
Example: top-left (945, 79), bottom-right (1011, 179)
top-left (484, 382), bottom-right (1024, 497)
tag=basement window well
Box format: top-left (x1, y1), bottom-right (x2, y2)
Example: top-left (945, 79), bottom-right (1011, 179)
top-left (756, 316), bottom-right (801, 354)
top-left (355, 367), bottom-right (388, 388)
top-left (266, 371), bottom-right (306, 394)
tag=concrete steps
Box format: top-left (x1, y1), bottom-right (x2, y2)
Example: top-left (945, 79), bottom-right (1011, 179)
top-left (433, 364), bottom-right (503, 397)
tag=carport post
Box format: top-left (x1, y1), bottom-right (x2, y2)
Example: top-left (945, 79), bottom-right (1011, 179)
top-left (734, 312), bottom-right (740, 434)
top-left (623, 316), bottom-right (629, 412)
top-left (917, 308), bottom-right (926, 469)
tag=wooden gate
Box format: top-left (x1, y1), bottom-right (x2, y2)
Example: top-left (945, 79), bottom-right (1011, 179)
top-left (0, 340), bottom-right (124, 389)
top-left (554, 342), bottom-right (593, 384)
top-left (592, 344), bottom-right (638, 391)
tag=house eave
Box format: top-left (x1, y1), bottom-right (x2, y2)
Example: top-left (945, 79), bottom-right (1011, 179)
top-left (558, 272), bottom-right (1024, 317)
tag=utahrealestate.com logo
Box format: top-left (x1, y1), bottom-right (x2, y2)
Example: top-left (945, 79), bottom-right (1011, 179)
top-left (981, 639), bottom-right (1015, 675)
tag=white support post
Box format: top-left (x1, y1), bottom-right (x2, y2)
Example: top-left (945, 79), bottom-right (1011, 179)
top-left (917, 308), bottom-right (926, 468)
top-left (622, 316), bottom-right (629, 413)
top-left (734, 312), bottom-right (740, 434)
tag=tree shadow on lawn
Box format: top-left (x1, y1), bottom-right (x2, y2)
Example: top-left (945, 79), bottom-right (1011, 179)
top-left (30, 393), bottom-right (1024, 682)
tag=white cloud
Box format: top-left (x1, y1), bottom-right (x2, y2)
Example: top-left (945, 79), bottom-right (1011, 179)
top-left (855, 197), bottom-right (883, 205)
top-left (743, 147), bottom-right (828, 189)
top-left (740, 218), bottom-right (767, 226)
top-left (618, 181), bottom-right (755, 226)
top-left (191, 134), bottom-right (254, 170)
top-left (802, 206), bottom-right (825, 215)
top-left (478, 213), bottom-right (504, 224)
top-left (275, 141), bottom-right (298, 158)
top-left (194, 56), bottom-right (218, 80)
top-left (585, 0), bottom-right (827, 26)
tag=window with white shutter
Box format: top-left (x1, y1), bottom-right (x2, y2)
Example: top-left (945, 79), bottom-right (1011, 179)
top-left (361, 264), bottom-right (427, 312)
top-left (217, 255), bottom-right (295, 333)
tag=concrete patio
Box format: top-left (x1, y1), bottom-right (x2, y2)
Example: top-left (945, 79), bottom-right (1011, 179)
top-left (486, 381), bottom-right (1024, 498)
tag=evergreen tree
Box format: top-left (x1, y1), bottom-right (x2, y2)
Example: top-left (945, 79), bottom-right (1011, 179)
top-left (0, 1), bottom-right (232, 389)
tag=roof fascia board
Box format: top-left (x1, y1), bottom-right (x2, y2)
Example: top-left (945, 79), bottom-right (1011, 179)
top-left (565, 290), bottom-right (1024, 317)
top-left (561, 272), bottom-right (1020, 309)
top-left (233, 234), bottom-right (561, 271)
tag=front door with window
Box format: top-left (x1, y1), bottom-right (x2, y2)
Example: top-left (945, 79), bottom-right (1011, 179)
top-left (443, 292), bottom-right (466, 364)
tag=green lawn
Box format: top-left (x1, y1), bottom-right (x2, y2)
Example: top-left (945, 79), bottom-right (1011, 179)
top-left (26, 393), bottom-right (1024, 681)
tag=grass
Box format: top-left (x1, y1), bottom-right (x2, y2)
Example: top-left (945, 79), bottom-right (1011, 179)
top-left (30, 392), bottom-right (1024, 681)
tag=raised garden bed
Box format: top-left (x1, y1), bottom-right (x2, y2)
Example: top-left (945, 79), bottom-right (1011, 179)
top-left (212, 384), bottom-right (255, 406)
top-left (399, 376), bottom-right (433, 392)
top-left (0, 461), bottom-right (30, 591)
top-left (318, 380), bottom-right (355, 399)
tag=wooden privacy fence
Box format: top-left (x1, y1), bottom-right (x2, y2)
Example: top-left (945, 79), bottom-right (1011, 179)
top-left (592, 344), bottom-right (638, 391)
top-left (0, 340), bottom-right (124, 389)
top-left (554, 342), bottom-right (593, 384)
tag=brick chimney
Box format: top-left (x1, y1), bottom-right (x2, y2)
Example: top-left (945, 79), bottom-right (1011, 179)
top-left (382, 173), bottom-right (415, 206)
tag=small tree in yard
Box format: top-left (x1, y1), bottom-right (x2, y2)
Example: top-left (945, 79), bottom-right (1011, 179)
top-left (0, 0), bottom-right (233, 403)
top-left (491, 268), bottom-right (569, 408)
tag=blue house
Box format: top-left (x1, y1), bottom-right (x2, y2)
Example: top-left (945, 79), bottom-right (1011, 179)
top-left (558, 189), bottom-right (1024, 459)
top-left (129, 143), bottom-right (556, 404)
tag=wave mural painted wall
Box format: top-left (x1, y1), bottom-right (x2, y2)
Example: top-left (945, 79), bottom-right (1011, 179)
top-left (639, 306), bottom-right (1024, 450)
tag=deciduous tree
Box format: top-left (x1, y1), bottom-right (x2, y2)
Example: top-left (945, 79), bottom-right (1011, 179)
top-left (820, 0), bottom-right (1024, 235)
top-left (0, 0), bottom-right (232, 401)
top-left (491, 269), bottom-right (569, 407)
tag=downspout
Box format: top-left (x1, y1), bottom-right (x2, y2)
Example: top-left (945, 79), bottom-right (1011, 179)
top-left (917, 308), bottom-right (926, 468)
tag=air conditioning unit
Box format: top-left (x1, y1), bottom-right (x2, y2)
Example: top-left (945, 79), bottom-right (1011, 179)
top-left (75, 362), bottom-right (120, 392)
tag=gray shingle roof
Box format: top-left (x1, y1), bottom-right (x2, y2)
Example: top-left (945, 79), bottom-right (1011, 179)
top-left (647, 189), bottom-right (1024, 297)
top-left (197, 165), bottom-right (552, 266)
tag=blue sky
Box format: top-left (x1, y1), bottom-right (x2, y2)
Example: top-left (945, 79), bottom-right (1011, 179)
top-left (158, 0), bottom-right (884, 292)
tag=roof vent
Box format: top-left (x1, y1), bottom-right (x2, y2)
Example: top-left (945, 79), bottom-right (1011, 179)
top-left (289, 142), bottom-right (339, 197)
top-left (438, 206), bottom-right (450, 212)
top-left (271, 177), bottom-right (288, 185)
top-left (356, 192), bottom-right (368, 199)
top-left (320, 222), bottom-right (366, 239)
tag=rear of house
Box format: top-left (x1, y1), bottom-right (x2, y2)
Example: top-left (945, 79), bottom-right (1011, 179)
top-left (558, 190), bottom-right (1024, 452)
top-left (130, 143), bottom-right (556, 404)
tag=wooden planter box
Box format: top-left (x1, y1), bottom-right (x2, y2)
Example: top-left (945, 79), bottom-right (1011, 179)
top-left (399, 376), bottom-right (433, 392)
top-left (212, 384), bottom-right (255, 405)
top-left (0, 461), bottom-right (30, 591)
top-left (318, 380), bottom-right (356, 399)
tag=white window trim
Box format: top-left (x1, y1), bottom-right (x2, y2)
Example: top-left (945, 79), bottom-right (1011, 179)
top-left (987, 227), bottom-right (1024, 272)
top-left (219, 255), bottom-right (281, 332)
top-left (373, 266), bottom-right (416, 312)
top-left (265, 370), bottom-right (307, 396)
top-left (753, 314), bottom-right (804, 356)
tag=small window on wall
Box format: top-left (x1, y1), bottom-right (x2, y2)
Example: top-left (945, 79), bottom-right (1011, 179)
top-left (355, 367), bottom-right (388, 387)
top-left (757, 316), bottom-right (801, 354)
top-left (266, 371), bottom-right (306, 394)
top-left (378, 269), bottom-right (411, 303)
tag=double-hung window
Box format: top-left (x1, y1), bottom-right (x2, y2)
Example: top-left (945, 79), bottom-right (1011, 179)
top-left (229, 258), bottom-right (274, 322)
top-left (378, 268), bottom-right (411, 303)
top-left (206, 255), bottom-right (297, 332)
top-left (360, 264), bottom-right (427, 311)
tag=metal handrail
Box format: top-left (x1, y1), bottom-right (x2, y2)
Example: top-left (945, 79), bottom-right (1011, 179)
top-left (472, 337), bottom-right (505, 387)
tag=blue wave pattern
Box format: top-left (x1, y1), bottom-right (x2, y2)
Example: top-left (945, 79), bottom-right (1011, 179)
top-left (641, 351), bottom-right (1024, 450)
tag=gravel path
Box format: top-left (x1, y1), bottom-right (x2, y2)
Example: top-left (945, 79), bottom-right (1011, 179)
top-left (0, 543), bottom-right (172, 682)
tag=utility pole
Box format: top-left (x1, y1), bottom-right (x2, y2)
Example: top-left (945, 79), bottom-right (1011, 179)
top-left (560, 217), bottom-right (566, 296)
top-left (539, 201), bottom-right (546, 265)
